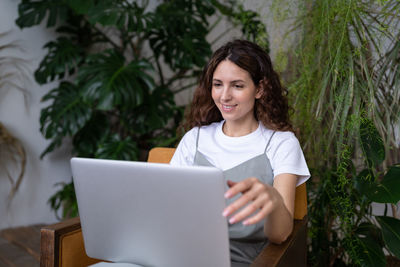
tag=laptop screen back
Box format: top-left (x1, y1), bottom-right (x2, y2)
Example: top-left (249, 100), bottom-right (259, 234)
top-left (71, 157), bottom-right (230, 267)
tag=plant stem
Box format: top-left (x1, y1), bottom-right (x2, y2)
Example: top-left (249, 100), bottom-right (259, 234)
top-left (155, 57), bottom-right (165, 86)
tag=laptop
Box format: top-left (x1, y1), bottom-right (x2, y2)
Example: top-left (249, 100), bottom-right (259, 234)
top-left (70, 157), bottom-right (230, 267)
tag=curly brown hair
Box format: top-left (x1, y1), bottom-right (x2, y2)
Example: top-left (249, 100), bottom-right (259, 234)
top-left (183, 39), bottom-right (293, 132)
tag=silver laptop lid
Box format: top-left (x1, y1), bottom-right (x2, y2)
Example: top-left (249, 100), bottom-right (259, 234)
top-left (71, 157), bottom-right (230, 267)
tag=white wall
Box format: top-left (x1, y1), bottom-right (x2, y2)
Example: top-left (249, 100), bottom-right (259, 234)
top-left (0, 0), bottom-right (72, 230)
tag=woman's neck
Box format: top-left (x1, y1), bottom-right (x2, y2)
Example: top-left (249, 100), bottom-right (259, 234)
top-left (222, 120), bottom-right (259, 137)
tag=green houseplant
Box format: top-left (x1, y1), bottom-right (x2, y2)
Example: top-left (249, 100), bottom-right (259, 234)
top-left (308, 117), bottom-right (400, 266)
top-left (15, 0), bottom-right (269, 218)
top-left (271, 0), bottom-right (400, 265)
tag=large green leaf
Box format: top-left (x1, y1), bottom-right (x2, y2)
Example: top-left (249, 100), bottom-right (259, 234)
top-left (35, 37), bottom-right (83, 84)
top-left (378, 166), bottom-right (400, 203)
top-left (95, 134), bottom-right (138, 161)
top-left (65, 0), bottom-right (94, 15)
top-left (84, 0), bottom-right (152, 33)
top-left (72, 112), bottom-right (109, 158)
top-left (359, 117), bottom-right (385, 167)
top-left (357, 235), bottom-right (387, 267)
top-left (16, 0), bottom-right (69, 28)
top-left (40, 82), bottom-right (91, 157)
top-left (77, 49), bottom-right (154, 111)
top-left (355, 222), bottom-right (384, 247)
top-left (148, 0), bottom-right (213, 70)
top-left (376, 216), bottom-right (400, 258)
top-left (356, 166), bottom-right (400, 204)
top-left (129, 86), bottom-right (176, 134)
top-left (48, 182), bottom-right (78, 218)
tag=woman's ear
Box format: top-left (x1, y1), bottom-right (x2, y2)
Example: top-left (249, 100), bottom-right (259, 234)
top-left (255, 80), bottom-right (264, 99)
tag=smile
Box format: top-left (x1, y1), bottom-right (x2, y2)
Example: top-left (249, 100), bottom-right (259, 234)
top-left (221, 104), bottom-right (237, 111)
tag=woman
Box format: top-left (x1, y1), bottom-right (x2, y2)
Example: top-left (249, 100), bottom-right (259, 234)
top-left (170, 39), bottom-right (310, 266)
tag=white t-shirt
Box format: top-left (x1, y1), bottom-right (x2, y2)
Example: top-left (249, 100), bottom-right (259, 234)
top-left (170, 121), bottom-right (310, 186)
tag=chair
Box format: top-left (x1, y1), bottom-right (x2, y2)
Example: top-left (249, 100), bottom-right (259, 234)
top-left (40, 147), bottom-right (307, 267)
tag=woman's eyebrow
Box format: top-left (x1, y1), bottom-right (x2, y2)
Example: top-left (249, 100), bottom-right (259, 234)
top-left (212, 79), bottom-right (245, 83)
top-left (230, 80), bottom-right (245, 83)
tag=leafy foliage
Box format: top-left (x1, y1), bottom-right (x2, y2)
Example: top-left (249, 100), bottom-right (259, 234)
top-left (283, 0), bottom-right (400, 168)
top-left (16, 0), bottom-right (269, 218)
top-left (307, 117), bottom-right (400, 266)
top-left (35, 37), bottom-right (83, 84)
top-left (271, 0), bottom-right (400, 265)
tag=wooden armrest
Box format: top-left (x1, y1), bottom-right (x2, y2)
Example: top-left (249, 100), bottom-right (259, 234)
top-left (251, 216), bottom-right (308, 267)
top-left (41, 216), bottom-right (306, 267)
top-left (40, 217), bottom-right (101, 267)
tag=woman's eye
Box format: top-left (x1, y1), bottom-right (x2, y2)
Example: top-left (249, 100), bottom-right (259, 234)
top-left (213, 83), bottom-right (222, 87)
top-left (234, 84), bottom-right (244, 89)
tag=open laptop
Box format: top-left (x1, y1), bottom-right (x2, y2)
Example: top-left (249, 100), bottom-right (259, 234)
top-left (70, 157), bottom-right (230, 267)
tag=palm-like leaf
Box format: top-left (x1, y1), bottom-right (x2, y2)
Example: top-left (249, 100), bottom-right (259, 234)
top-left (72, 112), bottom-right (110, 158)
top-left (83, 0), bottom-right (152, 33)
top-left (148, 0), bottom-right (213, 71)
top-left (77, 49), bottom-right (154, 111)
top-left (128, 86), bottom-right (176, 135)
top-left (40, 81), bottom-right (91, 157)
top-left (35, 37), bottom-right (83, 84)
top-left (95, 134), bottom-right (138, 161)
top-left (16, 0), bottom-right (68, 28)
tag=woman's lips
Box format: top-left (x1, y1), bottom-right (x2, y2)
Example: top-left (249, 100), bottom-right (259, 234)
top-left (221, 104), bottom-right (237, 112)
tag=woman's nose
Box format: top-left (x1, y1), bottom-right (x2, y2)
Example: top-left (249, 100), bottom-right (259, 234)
top-left (220, 87), bottom-right (232, 101)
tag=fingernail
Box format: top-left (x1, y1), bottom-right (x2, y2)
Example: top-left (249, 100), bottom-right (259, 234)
top-left (229, 217), bottom-right (236, 224)
top-left (243, 220), bottom-right (249, 225)
top-left (222, 209), bottom-right (229, 217)
top-left (224, 192), bottom-right (231, 198)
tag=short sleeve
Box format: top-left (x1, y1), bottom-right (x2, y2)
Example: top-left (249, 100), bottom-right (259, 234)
top-left (267, 132), bottom-right (311, 186)
top-left (169, 127), bottom-right (198, 166)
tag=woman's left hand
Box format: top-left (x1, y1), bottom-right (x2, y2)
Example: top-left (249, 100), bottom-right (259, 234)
top-left (222, 177), bottom-right (284, 225)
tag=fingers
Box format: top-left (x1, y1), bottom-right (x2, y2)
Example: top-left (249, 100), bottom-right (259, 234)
top-left (226, 190), bottom-right (273, 225)
top-left (224, 177), bottom-right (257, 198)
top-left (223, 179), bottom-right (267, 220)
top-left (242, 201), bottom-right (274, 225)
top-left (223, 177), bottom-right (277, 225)
top-left (223, 190), bottom-right (255, 219)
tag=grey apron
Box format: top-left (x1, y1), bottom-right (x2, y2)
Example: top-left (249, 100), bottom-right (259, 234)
top-left (193, 127), bottom-right (276, 266)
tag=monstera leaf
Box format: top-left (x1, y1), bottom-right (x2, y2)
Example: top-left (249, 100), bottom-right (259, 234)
top-left (35, 37), bottom-right (83, 84)
top-left (40, 81), bottom-right (91, 157)
top-left (95, 134), bottom-right (139, 161)
top-left (148, 0), bottom-right (213, 71)
top-left (72, 112), bottom-right (110, 158)
top-left (87, 1), bottom-right (152, 33)
top-left (16, 0), bottom-right (68, 28)
top-left (77, 49), bottom-right (154, 111)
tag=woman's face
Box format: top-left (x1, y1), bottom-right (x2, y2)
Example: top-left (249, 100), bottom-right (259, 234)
top-left (211, 60), bottom-right (262, 127)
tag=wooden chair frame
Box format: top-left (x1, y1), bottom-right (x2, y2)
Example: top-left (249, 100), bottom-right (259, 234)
top-left (40, 148), bottom-right (308, 267)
